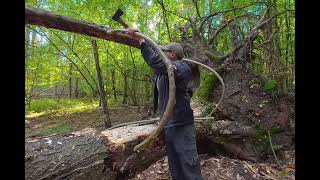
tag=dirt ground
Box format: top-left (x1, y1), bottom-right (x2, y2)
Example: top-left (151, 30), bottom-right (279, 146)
top-left (25, 106), bottom-right (147, 138)
top-left (131, 151), bottom-right (295, 180)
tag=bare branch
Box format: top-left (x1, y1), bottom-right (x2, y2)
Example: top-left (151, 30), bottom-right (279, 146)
top-left (253, 30), bottom-right (277, 49)
top-left (246, 10), bottom-right (289, 42)
top-left (102, 41), bottom-right (126, 76)
top-left (268, 130), bottom-right (282, 168)
top-left (192, 0), bottom-right (202, 19)
top-left (199, 1), bottom-right (266, 34)
top-left (155, 0), bottom-right (172, 42)
top-left (166, 10), bottom-right (190, 21)
top-left (208, 14), bottom-right (250, 45)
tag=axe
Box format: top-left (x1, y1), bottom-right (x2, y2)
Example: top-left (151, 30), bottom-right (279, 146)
top-left (111, 8), bottom-right (129, 28)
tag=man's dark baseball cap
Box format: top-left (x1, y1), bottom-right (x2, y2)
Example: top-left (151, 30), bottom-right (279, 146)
top-left (159, 42), bottom-right (184, 59)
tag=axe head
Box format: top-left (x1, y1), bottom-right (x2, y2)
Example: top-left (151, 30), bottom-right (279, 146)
top-left (112, 8), bottom-right (124, 21)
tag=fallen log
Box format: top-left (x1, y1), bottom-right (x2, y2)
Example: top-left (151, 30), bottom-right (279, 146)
top-left (25, 128), bottom-right (109, 180)
top-left (25, 120), bottom-right (259, 180)
top-left (25, 6), bottom-right (140, 48)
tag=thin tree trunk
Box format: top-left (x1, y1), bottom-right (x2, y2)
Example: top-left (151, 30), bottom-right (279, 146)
top-left (192, 0), bottom-right (202, 19)
top-left (58, 84), bottom-right (65, 100)
top-left (54, 84), bottom-right (58, 98)
top-left (209, 0), bottom-right (212, 14)
top-left (111, 69), bottom-right (117, 102)
top-left (26, 28), bottom-right (31, 58)
top-left (123, 73), bottom-right (128, 105)
top-left (129, 47), bottom-right (138, 106)
top-left (75, 77), bottom-right (79, 98)
top-left (91, 39), bottom-right (111, 128)
top-left (123, 49), bottom-right (129, 105)
top-left (31, 29), bottom-right (36, 57)
top-left (27, 65), bottom-right (39, 109)
top-left (157, 0), bottom-right (172, 42)
top-left (69, 63), bottom-right (72, 98)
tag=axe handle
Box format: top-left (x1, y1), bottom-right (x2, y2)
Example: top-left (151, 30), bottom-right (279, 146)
top-left (117, 18), bottom-right (129, 28)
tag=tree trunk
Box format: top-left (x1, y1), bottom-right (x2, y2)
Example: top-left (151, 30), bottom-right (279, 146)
top-left (91, 39), bottom-right (111, 128)
top-left (26, 27), bottom-right (31, 58)
top-left (69, 63), bottom-right (73, 98)
top-left (129, 48), bottom-right (138, 106)
top-left (111, 69), bottom-right (117, 102)
top-left (75, 77), bottom-right (79, 98)
top-left (123, 74), bottom-right (128, 105)
top-left (25, 119), bottom-right (266, 180)
top-left (27, 66), bottom-right (39, 109)
top-left (31, 28), bottom-right (36, 57)
top-left (54, 84), bottom-right (58, 98)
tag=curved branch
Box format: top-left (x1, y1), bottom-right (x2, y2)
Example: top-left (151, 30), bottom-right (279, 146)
top-left (208, 14), bottom-right (251, 45)
top-left (106, 116), bottom-right (217, 130)
top-left (166, 10), bottom-right (190, 21)
top-left (183, 58), bottom-right (225, 116)
top-left (133, 32), bottom-right (175, 153)
top-left (205, 42), bottom-right (243, 63)
top-left (108, 29), bottom-right (176, 153)
top-left (253, 30), bottom-right (277, 49)
top-left (247, 10), bottom-right (289, 38)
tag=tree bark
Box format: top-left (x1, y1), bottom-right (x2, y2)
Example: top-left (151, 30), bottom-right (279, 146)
top-left (123, 74), bottom-right (128, 105)
top-left (75, 77), bottom-right (79, 98)
top-left (111, 69), bottom-right (117, 101)
top-left (25, 119), bottom-right (262, 180)
top-left (91, 39), bottom-right (111, 128)
top-left (129, 48), bottom-right (138, 106)
top-left (25, 6), bottom-right (140, 48)
top-left (69, 63), bottom-right (73, 98)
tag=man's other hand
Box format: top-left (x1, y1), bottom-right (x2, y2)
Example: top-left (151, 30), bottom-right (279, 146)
top-left (127, 28), bottom-right (139, 36)
top-left (127, 28), bottom-right (145, 45)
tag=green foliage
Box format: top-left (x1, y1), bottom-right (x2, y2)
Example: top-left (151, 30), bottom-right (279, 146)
top-left (253, 124), bottom-right (283, 154)
top-left (26, 98), bottom-right (99, 114)
top-left (264, 79), bottom-right (278, 94)
top-left (28, 98), bottom-right (61, 112)
top-left (25, 0), bottom-right (295, 109)
top-left (37, 123), bottom-right (72, 136)
top-left (195, 69), bottom-right (217, 102)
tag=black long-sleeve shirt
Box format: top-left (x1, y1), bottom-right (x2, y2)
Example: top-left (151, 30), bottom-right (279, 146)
top-left (140, 42), bottom-right (194, 127)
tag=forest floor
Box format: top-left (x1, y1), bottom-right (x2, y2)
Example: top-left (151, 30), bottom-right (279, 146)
top-left (25, 99), bottom-right (294, 179)
top-left (25, 105), bottom-right (145, 138)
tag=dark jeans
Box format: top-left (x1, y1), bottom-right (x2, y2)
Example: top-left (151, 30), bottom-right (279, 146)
top-left (164, 123), bottom-right (203, 180)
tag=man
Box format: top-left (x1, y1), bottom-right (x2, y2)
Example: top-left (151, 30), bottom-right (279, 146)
top-left (128, 29), bottom-right (203, 180)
